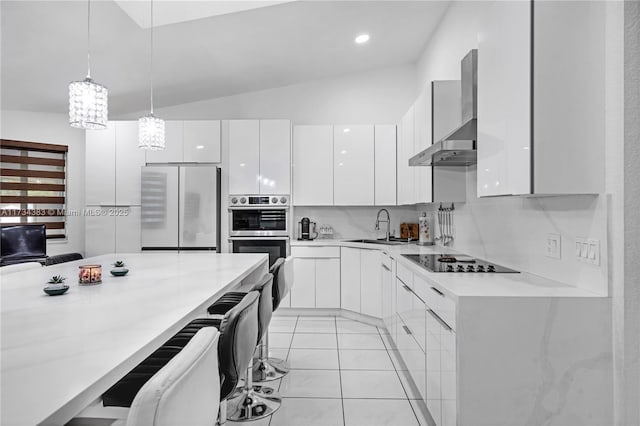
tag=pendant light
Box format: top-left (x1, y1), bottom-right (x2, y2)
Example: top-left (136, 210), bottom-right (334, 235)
top-left (69, 0), bottom-right (108, 130)
top-left (138, 0), bottom-right (165, 150)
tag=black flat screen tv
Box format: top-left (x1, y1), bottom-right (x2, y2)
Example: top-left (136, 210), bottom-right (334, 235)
top-left (1, 224), bottom-right (47, 265)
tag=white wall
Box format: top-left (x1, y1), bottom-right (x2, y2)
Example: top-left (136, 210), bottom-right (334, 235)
top-left (1, 110), bottom-right (86, 256)
top-left (410, 1), bottom-right (616, 296)
top-left (117, 65), bottom-right (417, 125)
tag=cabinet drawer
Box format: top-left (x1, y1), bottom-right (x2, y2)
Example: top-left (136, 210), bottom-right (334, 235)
top-left (381, 254), bottom-right (392, 270)
top-left (415, 275), bottom-right (456, 331)
top-left (396, 262), bottom-right (413, 287)
top-left (291, 246), bottom-right (340, 258)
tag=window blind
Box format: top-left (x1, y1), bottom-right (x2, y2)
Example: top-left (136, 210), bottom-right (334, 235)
top-left (0, 139), bottom-right (68, 239)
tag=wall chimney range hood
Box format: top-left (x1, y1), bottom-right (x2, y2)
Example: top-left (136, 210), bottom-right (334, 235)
top-left (410, 49), bottom-right (477, 167)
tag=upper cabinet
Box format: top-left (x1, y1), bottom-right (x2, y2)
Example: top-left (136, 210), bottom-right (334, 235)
top-left (477, 0), bottom-right (605, 196)
top-left (413, 87), bottom-right (432, 204)
top-left (293, 124), bottom-right (397, 206)
top-left (146, 120), bottom-right (221, 164)
top-left (86, 121), bottom-right (145, 206)
top-left (293, 125), bottom-right (334, 205)
top-left (374, 125), bottom-right (397, 205)
top-left (334, 125), bottom-right (375, 205)
top-left (229, 120), bottom-right (260, 194)
top-left (397, 107), bottom-right (415, 205)
top-left (259, 120), bottom-right (291, 195)
top-left (229, 120), bottom-right (291, 195)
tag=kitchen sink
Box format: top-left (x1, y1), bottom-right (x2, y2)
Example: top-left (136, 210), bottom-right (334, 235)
top-left (342, 238), bottom-right (412, 246)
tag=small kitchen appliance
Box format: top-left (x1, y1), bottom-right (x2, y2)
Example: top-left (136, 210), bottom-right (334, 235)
top-left (298, 217), bottom-right (318, 240)
top-left (402, 253), bottom-right (519, 273)
top-left (418, 212), bottom-right (435, 246)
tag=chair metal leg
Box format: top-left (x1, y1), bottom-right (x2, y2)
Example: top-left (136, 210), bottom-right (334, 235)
top-left (227, 362), bottom-right (281, 421)
top-left (252, 332), bottom-right (290, 383)
top-left (218, 399), bottom-right (227, 425)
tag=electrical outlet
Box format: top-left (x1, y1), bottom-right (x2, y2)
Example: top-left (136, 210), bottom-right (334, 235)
top-left (545, 233), bottom-right (561, 259)
top-left (575, 237), bottom-right (600, 266)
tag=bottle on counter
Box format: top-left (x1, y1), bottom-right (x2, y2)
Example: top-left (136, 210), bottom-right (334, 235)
top-left (418, 212), bottom-right (434, 246)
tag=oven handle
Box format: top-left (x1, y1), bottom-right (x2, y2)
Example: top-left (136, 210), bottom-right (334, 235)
top-left (228, 206), bottom-right (289, 211)
top-left (228, 237), bottom-right (291, 241)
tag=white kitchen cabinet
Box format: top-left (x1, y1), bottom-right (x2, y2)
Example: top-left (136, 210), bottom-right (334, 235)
top-left (440, 321), bottom-right (457, 426)
top-left (290, 246), bottom-right (340, 308)
top-left (477, 0), bottom-right (604, 196)
top-left (360, 249), bottom-right (382, 318)
top-left (397, 107), bottom-right (415, 205)
top-left (85, 206), bottom-right (141, 256)
top-left (146, 120), bottom-right (221, 164)
top-left (84, 208), bottom-right (116, 258)
top-left (340, 247), bottom-right (361, 313)
top-left (259, 120), bottom-right (291, 195)
top-left (413, 87), bottom-right (432, 204)
top-left (183, 120), bottom-right (221, 163)
top-left (315, 258), bottom-right (341, 308)
top-left (333, 125), bottom-right (374, 205)
top-left (381, 255), bottom-right (395, 334)
top-left (115, 122), bottom-right (145, 206)
top-left (293, 125), bottom-right (333, 205)
top-left (290, 258), bottom-right (316, 308)
top-left (228, 120), bottom-right (260, 194)
top-left (86, 123), bottom-right (116, 206)
top-left (374, 125), bottom-right (397, 205)
top-left (145, 121), bottom-right (184, 163)
top-left (115, 206), bottom-right (141, 253)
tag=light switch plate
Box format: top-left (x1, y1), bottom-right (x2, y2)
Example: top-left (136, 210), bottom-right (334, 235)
top-left (545, 233), bottom-right (561, 259)
top-left (575, 237), bottom-right (600, 266)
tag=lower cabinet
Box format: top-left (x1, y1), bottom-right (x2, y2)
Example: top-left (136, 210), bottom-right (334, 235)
top-left (340, 247), bottom-right (383, 317)
top-left (290, 246), bottom-right (340, 308)
top-left (387, 261), bottom-right (457, 426)
top-left (85, 206), bottom-right (141, 257)
top-left (381, 254), bottom-right (395, 338)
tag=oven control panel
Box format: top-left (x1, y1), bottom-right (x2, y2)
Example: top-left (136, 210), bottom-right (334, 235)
top-left (229, 195), bottom-right (289, 207)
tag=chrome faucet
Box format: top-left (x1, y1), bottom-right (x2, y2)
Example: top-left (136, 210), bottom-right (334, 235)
top-left (375, 209), bottom-right (391, 241)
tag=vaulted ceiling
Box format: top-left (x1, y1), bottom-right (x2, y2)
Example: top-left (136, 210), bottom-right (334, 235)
top-left (1, 1), bottom-right (450, 115)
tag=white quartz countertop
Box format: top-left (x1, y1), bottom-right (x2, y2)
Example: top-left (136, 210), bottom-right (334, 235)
top-left (291, 239), bottom-right (604, 298)
top-left (0, 252), bottom-right (268, 426)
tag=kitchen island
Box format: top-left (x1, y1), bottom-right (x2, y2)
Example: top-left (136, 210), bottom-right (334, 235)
top-left (0, 252), bottom-right (268, 426)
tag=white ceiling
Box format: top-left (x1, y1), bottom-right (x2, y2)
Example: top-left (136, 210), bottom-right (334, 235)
top-left (114, 0), bottom-right (298, 28)
top-left (1, 1), bottom-right (450, 116)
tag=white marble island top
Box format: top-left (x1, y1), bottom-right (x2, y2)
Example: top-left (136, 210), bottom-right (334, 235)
top-left (291, 239), bottom-right (604, 298)
top-left (0, 252), bottom-right (267, 426)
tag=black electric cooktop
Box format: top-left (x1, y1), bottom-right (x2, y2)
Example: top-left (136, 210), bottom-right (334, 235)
top-left (402, 254), bottom-right (519, 273)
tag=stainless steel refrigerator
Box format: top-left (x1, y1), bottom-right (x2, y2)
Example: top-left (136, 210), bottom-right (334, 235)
top-left (141, 165), bottom-right (221, 251)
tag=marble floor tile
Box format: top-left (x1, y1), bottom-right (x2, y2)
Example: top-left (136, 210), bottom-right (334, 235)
top-left (336, 320), bottom-right (380, 334)
top-left (291, 333), bottom-right (338, 349)
top-left (295, 320), bottom-right (337, 334)
top-left (269, 398), bottom-right (344, 426)
top-left (340, 370), bottom-right (406, 399)
top-left (269, 320), bottom-right (297, 334)
top-left (269, 332), bottom-right (294, 349)
top-left (265, 347), bottom-right (289, 361)
top-left (297, 315), bottom-right (336, 322)
top-left (278, 369), bottom-right (342, 398)
top-left (338, 333), bottom-right (386, 350)
top-left (339, 349), bottom-right (395, 370)
top-left (287, 348), bottom-right (339, 370)
top-left (343, 398), bottom-right (419, 426)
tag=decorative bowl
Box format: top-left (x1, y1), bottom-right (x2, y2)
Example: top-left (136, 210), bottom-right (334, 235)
top-left (110, 268), bottom-right (129, 277)
top-left (44, 284), bottom-right (69, 296)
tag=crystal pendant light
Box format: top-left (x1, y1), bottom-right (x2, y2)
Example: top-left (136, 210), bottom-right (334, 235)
top-left (138, 0), bottom-right (165, 150)
top-left (69, 0), bottom-right (108, 130)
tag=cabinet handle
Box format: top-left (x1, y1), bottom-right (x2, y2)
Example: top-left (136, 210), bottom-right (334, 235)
top-left (430, 286), bottom-right (444, 297)
top-left (403, 284), bottom-right (412, 292)
top-left (427, 309), bottom-right (452, 331)
top-left (402, 325), bottom-right (412, 335)
top-left (381, 264), bottom-right (391, 271)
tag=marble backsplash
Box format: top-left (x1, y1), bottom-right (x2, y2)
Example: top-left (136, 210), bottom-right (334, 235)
top-left (292, 206), bottom-right (423, 241)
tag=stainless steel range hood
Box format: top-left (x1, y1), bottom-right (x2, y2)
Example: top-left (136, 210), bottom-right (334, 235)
top-left (410, 49), bottom-right (477, 167)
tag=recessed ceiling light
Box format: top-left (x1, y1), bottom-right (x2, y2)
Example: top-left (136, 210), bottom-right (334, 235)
top-left (343, 128), bottom-right (351, 133)
top-left (355, 34), bottom-right (370, 44)
top-left (196, 145), bottom-right (205, 150)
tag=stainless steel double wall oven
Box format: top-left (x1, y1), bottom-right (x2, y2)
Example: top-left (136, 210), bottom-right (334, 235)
top-left (228, 195), bottom-right (290, 266)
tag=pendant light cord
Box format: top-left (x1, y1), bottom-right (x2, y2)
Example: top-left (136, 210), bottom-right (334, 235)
top-left (149, 0), bottom-right (154, 115)
top-left (86, 0), bottom-right (91, 79)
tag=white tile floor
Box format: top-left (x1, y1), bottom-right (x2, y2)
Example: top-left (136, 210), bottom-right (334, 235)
top-left (236, 314), bottom-right (431, 426)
